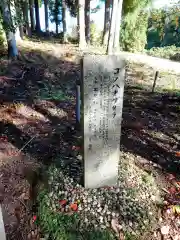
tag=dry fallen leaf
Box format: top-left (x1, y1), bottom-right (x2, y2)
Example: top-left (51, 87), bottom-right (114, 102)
top-left (119, 231), bottom-right (125, 240)
top-left (167, 174), bottom-right (175, 181)
top-left (172, 205), bottom-right (180, 214)
top-left (14, 206), bottom-right (21, 223)
top-left (111, 218), bottom-right (122, 237)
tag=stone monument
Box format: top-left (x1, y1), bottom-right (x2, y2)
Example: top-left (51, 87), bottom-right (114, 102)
top-left (83, 55), bottom-right (125, 188)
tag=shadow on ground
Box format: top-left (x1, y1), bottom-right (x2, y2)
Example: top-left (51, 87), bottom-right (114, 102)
top-left (0, 46), bottom-right (180, 239)
top-left (0, 47), bottom-right (180, 180)
top-left (121, 86), bottom-right (180, 177)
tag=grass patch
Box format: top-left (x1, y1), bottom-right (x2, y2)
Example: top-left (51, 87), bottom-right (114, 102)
top-left (37, 189), bottom-right (115, 240)
top-left (37, 88), bottom-right (71, 101)
top-left (36, 162), bottom-right (161, 240)
top-left (161, 88), bottom-right (180, 96)
top-left (145, 45), bottom-right (180, 60)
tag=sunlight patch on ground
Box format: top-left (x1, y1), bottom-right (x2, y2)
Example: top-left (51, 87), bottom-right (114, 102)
top-left (47, 107), bottom-right (68, 119)
top-left (15, 105), bottom-right (49, 122)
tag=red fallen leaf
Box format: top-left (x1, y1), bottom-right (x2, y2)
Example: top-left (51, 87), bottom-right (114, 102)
top-left (70, 203), bottom-right (78, 211)
top-left (169, 187), bottom-right (177, 194)
top-left (59, 199), bottom-right (67, 206)
top-left (0, 136), bottom-right (8, 142)
top-left (32, 215), bottom-right (37, 223)
top-left (175, 152), bottom-right (180, 157)
top-left (72, 146), bottom-right (81, 151)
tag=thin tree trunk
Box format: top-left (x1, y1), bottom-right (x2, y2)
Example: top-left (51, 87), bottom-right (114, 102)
top-left (113, 0), bottom-right (123, 51)
top-left (10, 0), bottom-right (22, 41)
top-left (85, 0), bottom-right (90, 44)
top-left (56, 23), bottom-right (58, 34)
top-left (29, 0), bottom-right (35, 32)
top-left (77, 10), bottom-right (80, 40)
top-left (34, 0), bottom-right (41, 33)
top-left (78, 0), bottom-right (86, 49)
top-left (0, 0), bottom-right (18, 59)
top-left (62, 0), bottom-right (67, 42)
top-left (44, 0), bottom-right (49, 32)
top-left (102, 0), bottom-right (111, 45)
top-left (23, 0), bottom-right (31, 36)
top-left (19, 25), bottom-right (24, 39)
top-left (106, 0), bottom-right (118, 54)
top-left (55, 0), bottom-right (58, 35)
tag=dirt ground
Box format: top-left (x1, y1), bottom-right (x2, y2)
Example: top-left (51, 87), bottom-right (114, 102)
top-left (0, 41), bottom-right (180, 239)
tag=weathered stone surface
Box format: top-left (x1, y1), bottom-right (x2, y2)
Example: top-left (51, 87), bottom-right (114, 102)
top-left (83, 55), bottom-right (125, 188)
top-left (0, 205), bottom-right (6, 240)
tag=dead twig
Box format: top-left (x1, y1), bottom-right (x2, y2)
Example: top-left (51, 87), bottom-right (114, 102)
top-left (16, 135), bottom-right (36, 155)
top-left (152, 71), bottom-right (159, 93)
top-left (15, 198), bottom-right (27, 210)
top-left (0, 70), bottom-right (27, 82)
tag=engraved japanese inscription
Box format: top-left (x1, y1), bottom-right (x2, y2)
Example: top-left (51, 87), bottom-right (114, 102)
top-left (83, 55), bottom-right (125, 188)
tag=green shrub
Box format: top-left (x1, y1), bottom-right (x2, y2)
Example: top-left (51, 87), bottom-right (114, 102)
top-left (90, 22), bottom-right (102, 46)
top-left (146, 45), bottom-right (180, 60)
top-left (67, 36), bottom-right (78, 44)
top-left (170, 53), bottom-right (180, 62)
top-left (121, 12), bottom-right (149, 52)
top-left (37, 189), bottom-right (115, 240)
top-left (0, 18), bottom-right (6, 55)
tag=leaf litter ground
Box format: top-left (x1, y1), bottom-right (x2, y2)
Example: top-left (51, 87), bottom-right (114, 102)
top-left (0, 40), bottom-right (180, 239)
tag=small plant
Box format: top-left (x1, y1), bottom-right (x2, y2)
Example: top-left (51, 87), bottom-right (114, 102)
top-left (146, 45), bottom-right (180, 60)
top-left (37, 189), bottom-right (115, 240)
top-left (90, 22), bottom-right (102, 46)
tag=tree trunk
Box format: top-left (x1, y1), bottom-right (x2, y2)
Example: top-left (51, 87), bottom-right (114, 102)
top-left (34, 0), bottom-right (41, 33)
top-left (85, 0), bottom-right (90, 44)
top-left (10, 0), bottom-right (22, 41)
top-left (44, 0), bottom-right (49, 32)
top-left (113, 0), bottom-right (123, 51)
top-left (62, 0), bottom-right (67, 42)
top-left (78, 0), bottom-right (86, 49)
top-left (77, 10), bottom-right (80, 40)
top-left (56, 23), bottom-right (58, 34)
top-left (106, 0), bottom-right (118, 54)
top-left (19, 25), bottom-right (24, 39)
top-left (55, 0), bottom-right (59, 35)
top-left (29, 0), bottom-right (35, 32)
top-left (23, 0), bottom-right (31, 37)
top-left (15, 27), bottom-right (22, 42)
top-left (102, 0), bottom-right (111, 45)
top-left (0, 0), bottom-right (18, 59)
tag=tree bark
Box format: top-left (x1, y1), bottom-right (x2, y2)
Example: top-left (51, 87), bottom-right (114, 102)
top-left (44, 0), bottom-right (49, 32)
top-left (62, 0), bottom-right (67, 42)
top-left (85, 0), bottom-right (90, 44)
top-left (0, 0), bottom-right (18, 59)
top-left (34, 0), bottom-right (41, 33)
top-left (113, 0), bottom-right (123, 51)
top-left (19, 25), bottom-right (24, 39)
top-left (23, 0), bottom-right (31, 36)
top-left (29, 0), bottom-right (35, 32)
top-left (10, 0), bottom-right (22, 41)
top-left (56, 23), bottom-right (58, 34)
top-left (102, 0), bottom-right (111, 45)
top-left (77, 9), bottom-right (80, 40)
top-left (78, 0), bottom-right (86, 49)
top-left (55, 0), bottom-right (59, 35)
top-left (106, 0), bottom-right (118, 54)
